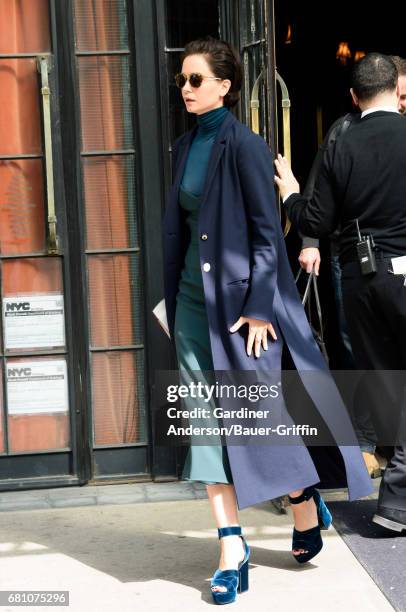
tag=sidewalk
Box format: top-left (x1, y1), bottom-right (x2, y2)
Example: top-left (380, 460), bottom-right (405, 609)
top-left (0, 480), bottom-right (394, 612)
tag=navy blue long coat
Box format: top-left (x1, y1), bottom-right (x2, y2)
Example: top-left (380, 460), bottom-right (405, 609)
top-left (162, 111), bottom-right (373, 510)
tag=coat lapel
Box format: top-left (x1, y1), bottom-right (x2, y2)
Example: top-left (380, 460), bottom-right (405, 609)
top-left (199, 111), bottom-right (236, 205)
top-left (166, 111), bottom-right (237, 232)
top-left (172, 126), bottom-right (197, 192)
top-left (199, 141), bottom-right (225, 205)
top-left (165, 129), bottom-right (196, 234)
top-left (173, 111), bottom-right (236, 203)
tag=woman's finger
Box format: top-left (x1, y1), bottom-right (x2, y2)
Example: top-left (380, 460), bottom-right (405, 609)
top-left (267, 323), bottom-right (277, 341)
top-left (229, 317), bottom-right (245, 333)
top-left (254, 333), bottom-right (262, 358)
top-left (246, 328), bottom-right (256, 356)
top-left (262, 329), bottom-right (268, 351)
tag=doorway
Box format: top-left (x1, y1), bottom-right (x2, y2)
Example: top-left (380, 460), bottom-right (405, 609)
top-left (273, 0), bottom-right (406, 364)
top-left (274, 0), bottom-right (405, 183)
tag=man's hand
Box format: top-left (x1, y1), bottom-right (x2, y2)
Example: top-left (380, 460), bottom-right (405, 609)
top-left (229, 317), bottom-right (277, 358)
top-left (299, 247), bottom-right (321, 275)
top-left (274, 154), bottom-right (300, 200)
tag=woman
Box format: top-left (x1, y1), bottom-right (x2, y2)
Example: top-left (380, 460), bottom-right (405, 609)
top-left (161, 36), bottom-right (372, 605)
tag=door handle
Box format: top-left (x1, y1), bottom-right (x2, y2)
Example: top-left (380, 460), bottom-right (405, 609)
top-left (250, 68), bottom-right (265, 134)
top-left (37, 55), bottom-right (60, 255)
top-left (275, 71), bottom-right (292, 236)
top-left (250, 69), bottom-right (292, 237)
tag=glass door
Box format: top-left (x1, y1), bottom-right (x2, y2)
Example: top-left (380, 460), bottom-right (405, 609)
top-left (237, 0), bottom-right (277, 143)
top-left (68, 0), bottom-right (148, 480)
top-left (0, 0), bottom-right (80, 486)
top-left (0, 0), bottom-right (151, 488)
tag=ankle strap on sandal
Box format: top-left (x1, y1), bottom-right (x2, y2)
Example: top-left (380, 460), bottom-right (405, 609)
top-left (218, 526), bottom-right (242, 538)
top-left (288, 486), bottom-right (316, 505)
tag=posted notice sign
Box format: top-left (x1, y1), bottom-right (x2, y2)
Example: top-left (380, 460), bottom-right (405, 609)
top-left (6, 359), bottom-right (69, 415)
top-left (3, 294), bottom-right (65, 350)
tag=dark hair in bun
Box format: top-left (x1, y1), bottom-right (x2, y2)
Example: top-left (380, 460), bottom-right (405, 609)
top-left (181, 36), bottom-right (242, 108)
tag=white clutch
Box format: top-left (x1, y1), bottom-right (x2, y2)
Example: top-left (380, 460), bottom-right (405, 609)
top-left (152, 298), bottom-right (170, 338)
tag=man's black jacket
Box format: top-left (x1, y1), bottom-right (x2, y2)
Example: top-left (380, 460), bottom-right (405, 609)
top-left (285, 111), bottom-right (406, 264)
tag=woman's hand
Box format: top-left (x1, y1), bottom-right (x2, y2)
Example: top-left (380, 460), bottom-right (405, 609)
top-left (229, 317), bottom-right (277, 357)
top-left (274, 154), bottom-right (300, 200)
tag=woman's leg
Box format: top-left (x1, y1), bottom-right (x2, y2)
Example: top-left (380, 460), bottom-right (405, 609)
top-left (206, 484), bottom-right (246, 593)
top-left (289, 488), bottom-right (318, 556)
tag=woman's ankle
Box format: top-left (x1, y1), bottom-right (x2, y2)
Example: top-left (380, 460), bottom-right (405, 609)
top-left (219, 535), bottom-right (245, 568)
top-left (289, 488), bottom-right (304, 498)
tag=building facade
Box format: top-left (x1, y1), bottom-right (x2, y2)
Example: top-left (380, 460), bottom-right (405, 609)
top-left (0, 0), bottom-right (278, 490)
top-left (2, 0), bottom-right (401, 491)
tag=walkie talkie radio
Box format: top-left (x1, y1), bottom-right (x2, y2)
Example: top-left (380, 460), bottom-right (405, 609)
top-left (355, 219), bottom-right (377, 275)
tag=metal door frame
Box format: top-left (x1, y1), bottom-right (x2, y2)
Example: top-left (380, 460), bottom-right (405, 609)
top-left (57, 0), bottom-right (155, 483)
top-left (0, 0), bottom-right (85, 490)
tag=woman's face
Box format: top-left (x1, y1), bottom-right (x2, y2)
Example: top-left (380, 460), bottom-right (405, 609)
top-left (180, 54), bottom-right (231, 115)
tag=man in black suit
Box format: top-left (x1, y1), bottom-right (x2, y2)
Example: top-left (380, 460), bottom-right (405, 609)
top-left (275, 52), bottom-right (406, 532)
top-left (296, 112), bottom-right (383, 480)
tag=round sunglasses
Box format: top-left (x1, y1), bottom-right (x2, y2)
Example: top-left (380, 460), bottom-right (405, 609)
top-left (174, 72), bottom-right (222, 88)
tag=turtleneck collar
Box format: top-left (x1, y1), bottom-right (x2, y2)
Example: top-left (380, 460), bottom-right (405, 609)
top-left (197, 106), bottom-right (228, 133)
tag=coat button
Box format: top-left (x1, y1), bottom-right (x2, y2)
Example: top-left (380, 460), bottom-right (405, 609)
top-left (203, 262), bottom-right (211, 272)
top-left (201, 233), bottom-right (208, 240)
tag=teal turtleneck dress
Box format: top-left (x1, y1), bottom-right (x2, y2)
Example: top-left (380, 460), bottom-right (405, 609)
top-left (174, 106), bottom-right (233, 485)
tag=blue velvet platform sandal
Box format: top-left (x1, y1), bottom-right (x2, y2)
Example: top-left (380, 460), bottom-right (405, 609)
top-left (288, 486), bottom-right (332, 564)
top-left (210, 526), bottom-right (250, 605)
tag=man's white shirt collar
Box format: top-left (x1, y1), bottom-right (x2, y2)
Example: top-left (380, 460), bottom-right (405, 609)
top-left (361, 106), bottom-right (400, 118)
